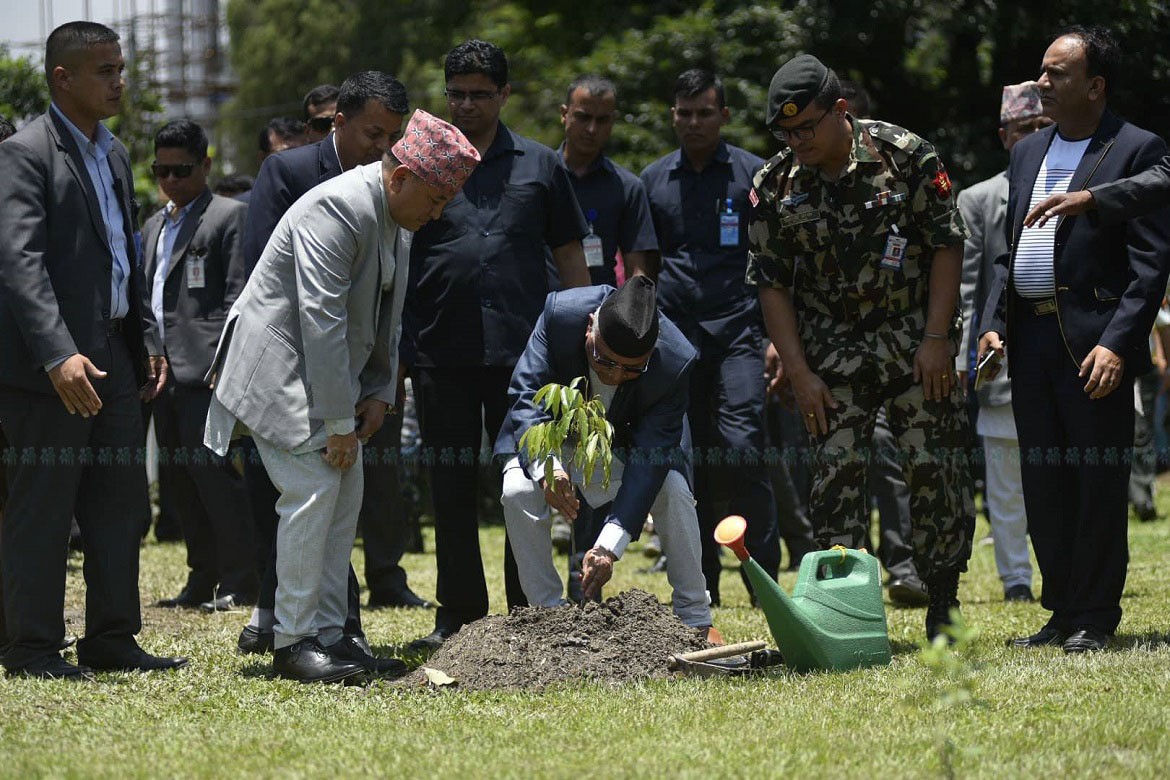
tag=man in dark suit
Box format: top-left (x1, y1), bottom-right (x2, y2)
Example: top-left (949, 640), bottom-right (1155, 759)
top-left (144, 119), bottom-right (256, 612)
top-left (0, 21), bottom-right (186, 678)
top-left (235, 71), bottom-right (421, 660)
top-left (495, 279), bottom-right (715, 637)
top-left (979, 27), bottom-right (1170, 653)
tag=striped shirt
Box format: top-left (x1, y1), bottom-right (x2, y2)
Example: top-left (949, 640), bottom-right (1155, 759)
top-left (1013, 134), bottom-right (1091, 298)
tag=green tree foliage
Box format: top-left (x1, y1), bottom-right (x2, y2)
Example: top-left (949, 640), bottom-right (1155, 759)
top-left (0, 44), bottom-right (50, 123)
top-left (224, 0), bottom-right (1170, 186)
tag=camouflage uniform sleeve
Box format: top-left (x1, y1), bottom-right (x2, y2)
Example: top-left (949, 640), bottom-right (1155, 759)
top-left (907, 140), bottom-right (969, 248)
top-left (746, 157), bottom-right (793, 289)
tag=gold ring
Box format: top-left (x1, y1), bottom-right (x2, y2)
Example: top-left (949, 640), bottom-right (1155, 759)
top-left (805, 412), bottom-right (815, 419)
top-left (940, 374), bottom-right (949, 379)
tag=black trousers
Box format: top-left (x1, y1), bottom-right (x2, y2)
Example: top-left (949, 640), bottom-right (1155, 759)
top-left (1011, 301), bottom-right (1134, 634)
top-left (414, 365), bottom-right (525, 634)
top-left (688, 328), bottom-right (781, 599)
top-left (0, 334), bottom-right (150, 669)
top-left (358, 412), bottom-right (417, 598)
top-left (151, 383), bottom-right (256, 598)
top-left (245, 439), bottom-right (365, 637)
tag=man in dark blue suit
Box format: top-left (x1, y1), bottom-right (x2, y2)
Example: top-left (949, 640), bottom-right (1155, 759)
top-left (495, 278), bottom-right (715, 634)
top-left (980, 27), bottom-right (1170, 653)
top-left (234, 72), bottom-right (424, 665)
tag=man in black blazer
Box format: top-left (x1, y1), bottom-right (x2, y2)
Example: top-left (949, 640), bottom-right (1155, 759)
top-left (235, 71), bottom-right (423, 660)
top-left (145, 120), bottom-right (256, 612)
top-left (0, 22), bottom-right (186, 678)
top-left (979, 27), bottom-right (1170, 653)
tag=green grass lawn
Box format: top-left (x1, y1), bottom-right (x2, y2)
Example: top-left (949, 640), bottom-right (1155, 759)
top-left (2, 491), bottom-right (1169, 779)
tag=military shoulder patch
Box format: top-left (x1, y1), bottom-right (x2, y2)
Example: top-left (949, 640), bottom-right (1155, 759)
top-left (933, 168), bottom-right (953, 199)
top-left (751, 150), bottom-right (793, 205)
top-left (866, 120), bottom-right (925, 154)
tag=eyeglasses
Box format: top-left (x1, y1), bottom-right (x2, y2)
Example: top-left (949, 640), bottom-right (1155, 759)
top-left (771, 108), bottom-right (832, 142)
top-left (444, 88), bottom-right (500, 104)
top-left (590, 334), bottom-right (650, 375)
top-left (151, 163), bottom-right (195, 179)
top-left (307, 115), bottom-right (335, 134)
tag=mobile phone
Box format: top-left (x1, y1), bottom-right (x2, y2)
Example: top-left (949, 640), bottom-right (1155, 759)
top-left (974, 350), bottom-right (1002, 390)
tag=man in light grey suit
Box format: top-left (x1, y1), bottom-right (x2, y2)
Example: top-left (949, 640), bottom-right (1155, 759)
top-left (957, 82), bottom-right (1049, 602)
top-left (0, 22), bottom-right (187, 679)
top-left (205, 109), bottom-right (480, 683)
top-left (144, 119), bottom-right (256, 612)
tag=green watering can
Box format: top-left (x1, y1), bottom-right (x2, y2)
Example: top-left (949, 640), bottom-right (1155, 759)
top-left (715, 515), bottom-right (892, 673)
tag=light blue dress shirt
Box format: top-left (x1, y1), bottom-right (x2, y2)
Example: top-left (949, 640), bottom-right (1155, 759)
top-left (151, 200), bottom-right (195, 343)
top-left (51, 103), bottom-right (132, 320)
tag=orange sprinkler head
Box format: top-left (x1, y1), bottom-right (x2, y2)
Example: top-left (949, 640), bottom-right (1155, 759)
top-left (714, 515), bottom-right (750, 561)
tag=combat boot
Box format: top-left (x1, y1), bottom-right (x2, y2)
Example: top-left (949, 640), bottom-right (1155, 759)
top-left (924, 569), bottom-right (961, 643)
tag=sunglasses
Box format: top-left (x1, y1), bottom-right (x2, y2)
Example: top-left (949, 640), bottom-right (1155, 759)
top-left (307, 115), bottom-right (335, 134)
top-left (590, 332), bottom-right (650, 375)
top-left (151, 163), bottom-right (195, 179)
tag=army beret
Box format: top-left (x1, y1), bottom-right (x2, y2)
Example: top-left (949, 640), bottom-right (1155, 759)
top-left (766, 54), bottom-right (830, 126)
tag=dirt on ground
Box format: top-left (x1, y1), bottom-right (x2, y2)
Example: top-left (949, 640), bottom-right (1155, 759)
top-left (401, 589), bottom-right (711, 691)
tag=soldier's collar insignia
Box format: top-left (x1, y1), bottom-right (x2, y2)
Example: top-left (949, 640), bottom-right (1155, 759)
top-left (782, 101), bottom-right (798, 117)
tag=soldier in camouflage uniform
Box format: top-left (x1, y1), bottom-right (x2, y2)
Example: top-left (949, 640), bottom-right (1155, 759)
top-left (745, 55), bottom-right (975, 641)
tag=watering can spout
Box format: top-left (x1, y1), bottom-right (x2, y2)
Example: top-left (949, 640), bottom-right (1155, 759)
top-left (714, 516), bottom-right (892, 673)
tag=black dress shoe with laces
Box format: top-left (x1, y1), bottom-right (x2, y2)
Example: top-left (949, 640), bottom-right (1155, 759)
top-left (6, 655), bottom-right (93, 680)
top-left (1063, 628), bottom-right (1110, 654)
top-left (889, 576), bottom-right (931, 608)
top-left (327, 636), bottom-right (408, 677)
top-left (1008, 625), bottom-right (1068, 648)
top-left (404, 627), bottom-right (454, 656)
top-left (367, 589), bottom-right (434, 610)
top-left (156, 587), bottom-right (212, 609)
top-left (1004, 584), bottom-right (1035, 602)
top-left (237, 625), bottom-right (275, 655)
top-left (273, 638), bottom-right (364, 684)
top-left (79, 646), bottom-right (189, 673)
top-left (924, 569), bottom-right (961, 642)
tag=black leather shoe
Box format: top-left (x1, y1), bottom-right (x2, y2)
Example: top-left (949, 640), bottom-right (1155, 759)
top-left (1008, 625), bottom-right (1068, 648)
top-left (273, 638), bottom-right (364, 683)
top-left (80, 646), bottom-right (189, 672)
top-left (404, 628), bottom-right (454, 656)
top-left (200, 593), bottom-right (254, 613)
top-left (1004, 584), bottom-right (1035, 602)
top-left (889, 576), bottom-right (931, 607)
top-left (6, 655), bottom-right (93, 680)
top-left (367, 589), bottom-right (434, 610)
top-left (327, 636), bottom-right (408, 677)
top-left (60, 634), bottom-right (78, 651)
top-left (237, 625), bottom-right (275, 655)
top-left (155, 587), bottom-right (211, 608)
top-left (924, 570), bottom-right (960, 642)
top-left (1063, 628), bottom-right (1110, 654)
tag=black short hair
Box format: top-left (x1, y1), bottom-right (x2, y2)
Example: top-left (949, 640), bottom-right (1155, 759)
top-left (0, 117), bottom-right (15, 142)
top-left (837, 78), bottom-right (868, 117)
top-left (566, 75), bottom-right (617, 105)
top-left (444, 40), bottom-right (508, 89)
top-left (44, 21), bottom-right (119, 85)
top-left (674, 69), bottom-right (724, 108)
top-left (336, 71), bottom-right (408, 118)
top-left (1060, 26), bottom-right (1121, 96)
top-left (154, 119), bottom-right (208, 160)
top-left (258, 116), bottom-right (305, 154)
top-left (302, 84), bottom-right (339, 119)
top-left (213, 173), bottom-right (254, 197)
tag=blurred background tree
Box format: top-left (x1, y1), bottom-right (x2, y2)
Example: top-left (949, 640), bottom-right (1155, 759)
top-left (212, 0), bottom-right (1169, 186)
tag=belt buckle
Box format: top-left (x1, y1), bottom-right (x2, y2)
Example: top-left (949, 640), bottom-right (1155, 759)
top-left (1033, 299), bottom-right (1057, 316)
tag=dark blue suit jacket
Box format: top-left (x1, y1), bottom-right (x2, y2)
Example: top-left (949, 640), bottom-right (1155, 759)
top-left (983, 111), bottom-right (1170, 376)
top-left (494, 286), bottom-right (697, 540)
top-left (241, 134), bottom-right (343, 275)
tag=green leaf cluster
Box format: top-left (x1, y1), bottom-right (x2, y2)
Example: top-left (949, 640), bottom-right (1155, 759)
top-left (518, 377), bottom-right (615, 490)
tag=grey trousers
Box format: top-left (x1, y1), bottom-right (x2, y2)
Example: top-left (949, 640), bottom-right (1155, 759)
top-left (253, 434), bottom-right (363, 650)
top-left (500, 455), bottom-right (711, 628)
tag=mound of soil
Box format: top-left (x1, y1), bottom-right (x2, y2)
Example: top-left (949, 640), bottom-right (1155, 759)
top-left (402, 589), bottom-right (711, 691)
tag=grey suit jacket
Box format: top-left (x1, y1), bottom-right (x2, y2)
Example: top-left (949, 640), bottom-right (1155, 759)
top-left (957, 171), bottom-right (1012, 407)
top-left (204, 161), bottom-right (408, 453)
top-left (0, 111), bottom-right (159, 394)
top-left (144, 189), bottom-right (247, 386)
top-left (1091, 152), bottom-right (1170, 225)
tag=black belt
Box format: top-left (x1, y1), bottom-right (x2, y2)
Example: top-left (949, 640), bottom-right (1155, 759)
top-left (106, 318), bottom-right (124, 335)
top-left (1017, 296), bottom-right (1057, 316)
